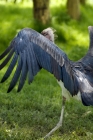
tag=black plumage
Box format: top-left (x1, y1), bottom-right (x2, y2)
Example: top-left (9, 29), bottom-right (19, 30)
top-left (1, 26), bottom-right (93, 107)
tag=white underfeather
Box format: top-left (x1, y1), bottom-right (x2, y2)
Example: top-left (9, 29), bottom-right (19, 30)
top-left (57, 80), bottom-right (81, 101)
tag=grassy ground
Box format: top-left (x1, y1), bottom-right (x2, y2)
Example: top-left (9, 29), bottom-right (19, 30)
top-left (0, 0), bottom-right (93, 139)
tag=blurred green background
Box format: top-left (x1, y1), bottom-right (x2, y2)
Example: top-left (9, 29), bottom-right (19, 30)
top-left (0, 0), bottom-right (93, 140)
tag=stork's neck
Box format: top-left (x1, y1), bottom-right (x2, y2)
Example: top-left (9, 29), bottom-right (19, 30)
top-left (88, 26), bottom-right (93, 55)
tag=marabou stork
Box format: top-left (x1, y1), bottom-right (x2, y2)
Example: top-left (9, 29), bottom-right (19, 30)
top-left (0, 26), bottom-right (93, 139)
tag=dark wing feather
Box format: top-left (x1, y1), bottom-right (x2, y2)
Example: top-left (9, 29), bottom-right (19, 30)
top-left (17, 51), bottom-right (28, 92)
top-left (0, 28), bottom-right (77, 95)
top-left (33, 43), bottom-right (52, 73)
top-left (0, 47), bottom-right (14, 70)
top-left (7, 53), bottom-right (22, 93)
top-left (28, 43), bottom-right (40, 76)
top-left (1, 53), bottom-right (18, 83)
top-left (26, 45), bottom-right (33, 83)
top-left (0, 44), bottom-right (13, 60)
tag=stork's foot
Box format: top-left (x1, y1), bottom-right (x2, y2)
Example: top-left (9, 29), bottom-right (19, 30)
top-left (44, 118), bottom-right (63, 139)
top-left (44, 96), bottom-right (66, 139)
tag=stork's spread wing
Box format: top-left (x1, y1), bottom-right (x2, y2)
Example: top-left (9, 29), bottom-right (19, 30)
top-left (0, 28), bottom-right (78, 94)
top-left (0, 28), bottom-right (65, 92)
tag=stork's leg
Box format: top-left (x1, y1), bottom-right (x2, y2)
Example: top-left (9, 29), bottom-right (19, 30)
top-left (44, 96), bottom-right (66, 139)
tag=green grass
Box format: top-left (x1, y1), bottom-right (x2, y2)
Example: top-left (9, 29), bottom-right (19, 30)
top-left (0, 0), bottom-right (93, 139)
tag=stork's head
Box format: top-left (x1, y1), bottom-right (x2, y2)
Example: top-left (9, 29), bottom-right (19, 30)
top-left (41, 27), bottom-right (57, 43)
